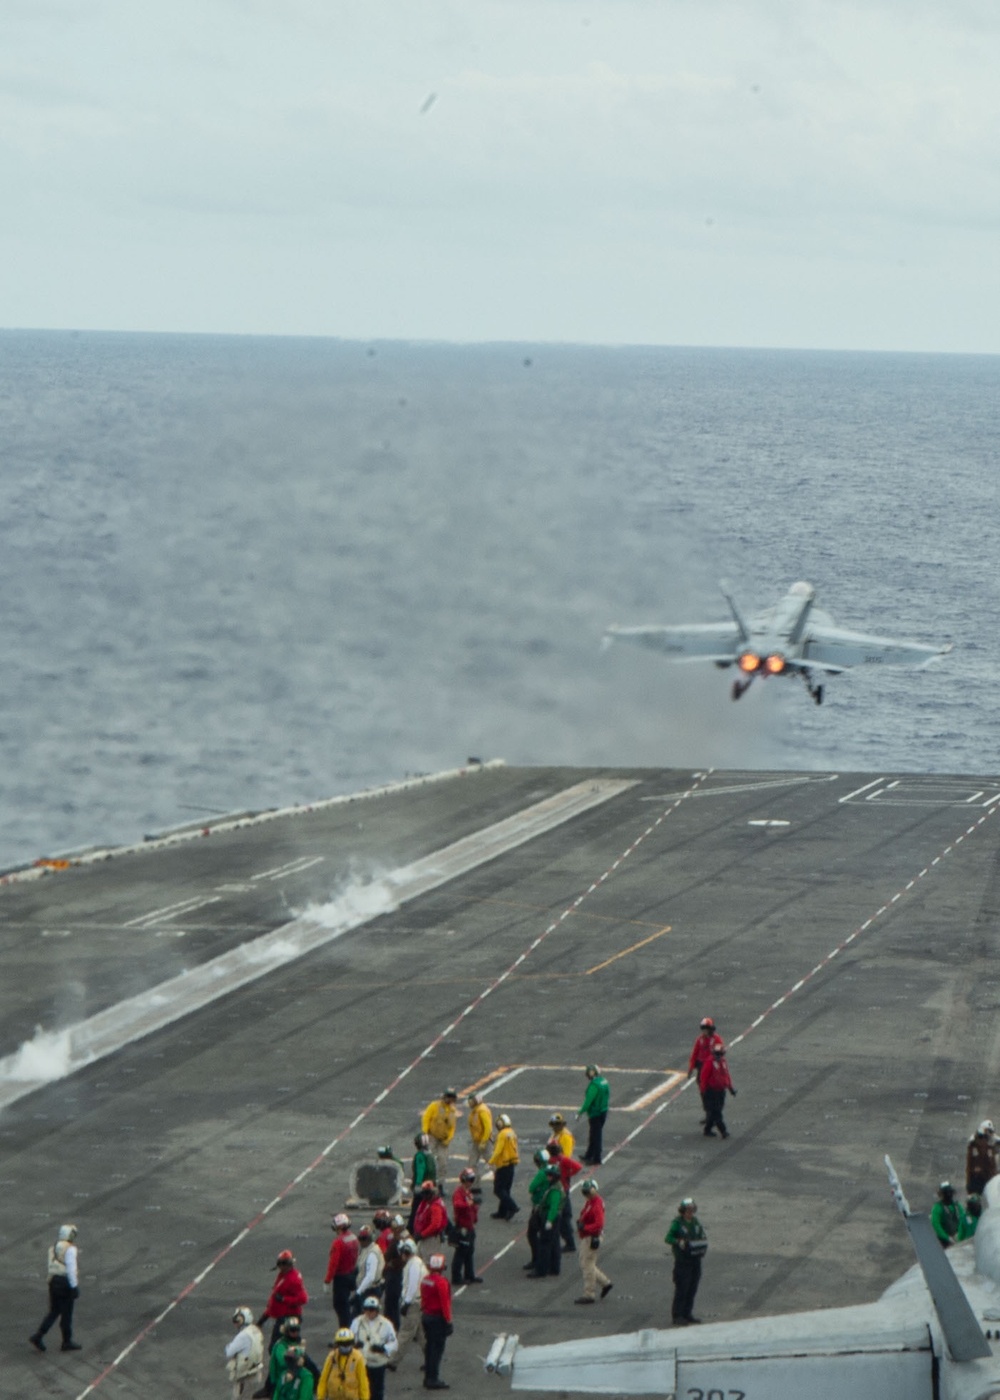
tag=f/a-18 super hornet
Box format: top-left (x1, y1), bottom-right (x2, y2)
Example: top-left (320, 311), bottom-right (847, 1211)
top-left (485, 1160), bottom-right (1000, 1400)
top-left (605, 580), bottom-right (952, 704)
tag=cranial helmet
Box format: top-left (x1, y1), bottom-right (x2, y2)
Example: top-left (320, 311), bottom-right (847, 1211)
top-left (428, 1253), bottom-right (446, 1271)
top-left (700, 1017), bottom-right (715, 1030)
top-left (335, 1327), bottom-right (354, 1350)
top-left (275, 1250), bottom-right (295, 1268)
top-left (357, 1226), bottom-right (372, 1242)
top-left (233, 1306), bottom-right (254, 1326)
top-left (496, 1114), bottom-right (511, 1128)
top-left (679, 1197), bottom-right (697, 1213)
top-left (58, 1224), bottom-right (78, 1242)
top-left (363, 1296), bottom-right (381, 1311)
top-left (415, 1133), bottom-right (430, 1149)
top-left (939, 1181), bottom-right (956, 1200)
top-left (979, 1120), bottom-right (995, 1136)
top-left (533, 1148), bottom-right (550, 1166)
top-left (460, 1167), bottom-right (476, 1183)
top-left (582, 1178), bottom-right (599, 1194)
top-left (333, 1213), bottom-right (350, 1229)
top-left (400, 1239), bottom-right (416, 1254)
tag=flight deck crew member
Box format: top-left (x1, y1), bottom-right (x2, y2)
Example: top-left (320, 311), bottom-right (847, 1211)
top-left (575, 1179), bottom-right (613, 1304)
top-left (466, 1094), bottom-right (494, 1177)
top-left (530, 1164), bottom-right (566, 1278)
top-left (408, 1135), bottom-right (437, 1232)
top-left (325, 1217), bottom-right (360, 1329)
top-left (226, 1306), bottom-right (266, 1398)
top-left (421, 1089), bottom-right (460, 1183)
top-left (699, 1045), bottom-right (736, 1139)
top-left (548, 1113), bottom-right (575, 1158)
top-left (488, 1114), bottom-right (520, 1220)
top-left (665, 1198), bottom-right (707, 1325)
top-left (317, 1328), bottom-right (369, 1400)
top-left (525, 1149), bottom-right (552, 1273)
top-left (577, 1065), bottom-right (610, 1165)
top-left (967, 1121), bottom-right (998, 1195)
top-left (546, 1138), bottom-right (583, 1252)
top-left (413, 1182), bottom-right (450, 1258)
top-left (254, 1317), bottom-right (304, 1400)
top-left (275, 1345), bottom-right (315, 1400)
top-left (259, 1252), bottom-right (310, 1351)
top-left (419, 1254), bottom-right (453, 1390)
top-left (350, 1298), bottom-right (397, 1400)
top-left (381, 1218), bottom-right (408, 1331)
top-left (395, 1239), bottom-right (428, 1366)
top-left (351, 1227), bottom-right (384, 1315)
top-left (451, 1168), bottom-right (482, 1284)
top-left (688, 1018), bottom-right (724, 1119)
top-left (931, 1181), bottom-right (972, 1247)
top-left (30, 1222), bottom-right (82, 1354)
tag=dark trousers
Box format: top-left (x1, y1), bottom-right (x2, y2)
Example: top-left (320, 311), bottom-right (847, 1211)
top-left (672, 1256), bottom-right (702, 1321)
top-left (368, 1366), bottom-right (387, 1400)
top-left (703, 1088), bottom-right (728, 1136)
top-left (35, 1276), bottom-right (76, 1344)
top-left (493, 1164), bottom-right (518, 1218)
top-left (384, 1271), bottom-right (403, 1330)
top-left (333, 1272), bottom-right (357, 1327)
top-left (559, 1194), bottom-right (576, 1251)
top-left (422, 1314), bottom-right (449, 1383)
top-left (451, 1228), bottom-right (477, 1284)
top-left (534, 1224), bottom-right (561, 1276)
top-left (526, 1211), bottom-right (540, 1270)
top-left (584, 1112), bottom-right (607, 1164)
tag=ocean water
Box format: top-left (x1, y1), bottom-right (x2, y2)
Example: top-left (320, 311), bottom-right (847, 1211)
top-left (0, 331), bottom-right (997, 870)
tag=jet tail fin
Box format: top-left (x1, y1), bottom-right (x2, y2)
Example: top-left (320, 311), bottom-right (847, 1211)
top-left (884, 1155), bottom-right (992, 1362)
top-left (718, 580), bottom-right (750, 644)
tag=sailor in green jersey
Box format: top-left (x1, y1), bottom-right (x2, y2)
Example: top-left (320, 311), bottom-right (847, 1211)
top-left (531, 1164), bottom-right (566, 1278)
top-left (524, 1149), bottom-right (552, 1275)
top-left (577, 1065), bottom-right (610, 1165)
top-left (273, 1345), bottom-right (314, 1400)
top-left (665, 1197), bottom-right (707, 1325)
top-left (930, 1181), bottom-right (972, 1248)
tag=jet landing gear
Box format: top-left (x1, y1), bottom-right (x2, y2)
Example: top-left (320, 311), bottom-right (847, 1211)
top-left (803, 672), bottom-right (824, 705)
top-left (731, 678), bottom-right (753, 701)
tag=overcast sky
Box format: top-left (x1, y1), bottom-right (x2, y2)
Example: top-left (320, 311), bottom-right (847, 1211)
top-left (3, 0), bottom-right (999, 351)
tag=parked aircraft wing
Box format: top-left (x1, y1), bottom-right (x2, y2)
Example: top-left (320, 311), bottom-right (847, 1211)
top-left (801, 625), bottom-right (952, 672)
top-left (605, 623), bottom-right (739, 663)
top-left (487, 1302), bottom-right (934, 1397)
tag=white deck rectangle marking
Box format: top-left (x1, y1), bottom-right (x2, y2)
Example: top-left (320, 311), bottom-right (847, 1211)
top-left (840, 778), bottom-right (884, 803)
top-left (0, 778), bottom-right (636, 1109)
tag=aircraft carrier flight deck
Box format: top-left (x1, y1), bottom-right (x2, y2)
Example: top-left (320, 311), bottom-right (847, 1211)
top-left (3, 760), bottom-right (1000, 1398)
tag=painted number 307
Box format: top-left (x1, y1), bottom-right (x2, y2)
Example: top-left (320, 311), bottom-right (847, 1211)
top-left (664, 1391), bottom-right (747, 1400)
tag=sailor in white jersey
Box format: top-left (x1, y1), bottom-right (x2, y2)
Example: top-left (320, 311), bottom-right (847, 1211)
top-left (30, 1222), bottom-right (81, 1353)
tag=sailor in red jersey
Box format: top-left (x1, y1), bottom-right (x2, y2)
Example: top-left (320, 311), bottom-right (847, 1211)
top-left (419, 1254), bottom-right (453, 1390)
top-left (575, 1178), bottom-right (613, 1304)
top-left (699, 1045), bottom-right (736, 1139)
top-left (450, 1168), bottom-right (482, 1285)
top-left (687, 1016), bottom-right (725, 1121)
top-left (324, 1214), bottom-right (360, 1328)
top-left (258, 1250), bottom-right (309, 1351)
top-left (412, 1183), bottom-right (450, 1258)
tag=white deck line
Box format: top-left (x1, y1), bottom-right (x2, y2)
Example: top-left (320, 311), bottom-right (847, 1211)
top-left (0, 777), bottom-right (636, 1111)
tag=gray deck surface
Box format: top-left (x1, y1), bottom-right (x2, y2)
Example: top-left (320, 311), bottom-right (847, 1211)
top-left (3, 763), bottom-right (1000, 1398)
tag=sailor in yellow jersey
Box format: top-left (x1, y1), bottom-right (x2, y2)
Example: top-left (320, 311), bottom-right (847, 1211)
top-left (466, 1093), bottom-right (494, 1178)
top-left (488, 1114), bottom-right (520, 1220)
top-left (547, 1113), bottom-right (574, 1158)
top-left (421, 1089), bottom-right (459, 1182)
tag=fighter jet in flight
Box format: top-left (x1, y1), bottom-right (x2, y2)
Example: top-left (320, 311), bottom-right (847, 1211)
top-left (605, 580), bottom-right (952, 704)
top-left (485, 1159), bottom-right (1000, 1400)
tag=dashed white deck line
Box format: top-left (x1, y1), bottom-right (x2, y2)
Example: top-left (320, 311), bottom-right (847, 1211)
top-left (122, 896), bottom-right (222, 928)
top-left (70, 770), bottom-right (712, 1399)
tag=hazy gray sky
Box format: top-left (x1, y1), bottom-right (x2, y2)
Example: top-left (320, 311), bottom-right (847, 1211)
top-left (4, 0), bottom-right (999, 350)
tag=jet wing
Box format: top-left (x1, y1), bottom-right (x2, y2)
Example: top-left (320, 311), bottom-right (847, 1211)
top-left (800, 624), bottom-right (952, 673)
top-left (605, 622), bottom-right (740, 664)
top-left (486, 1301), bottom-right (934, 1398)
